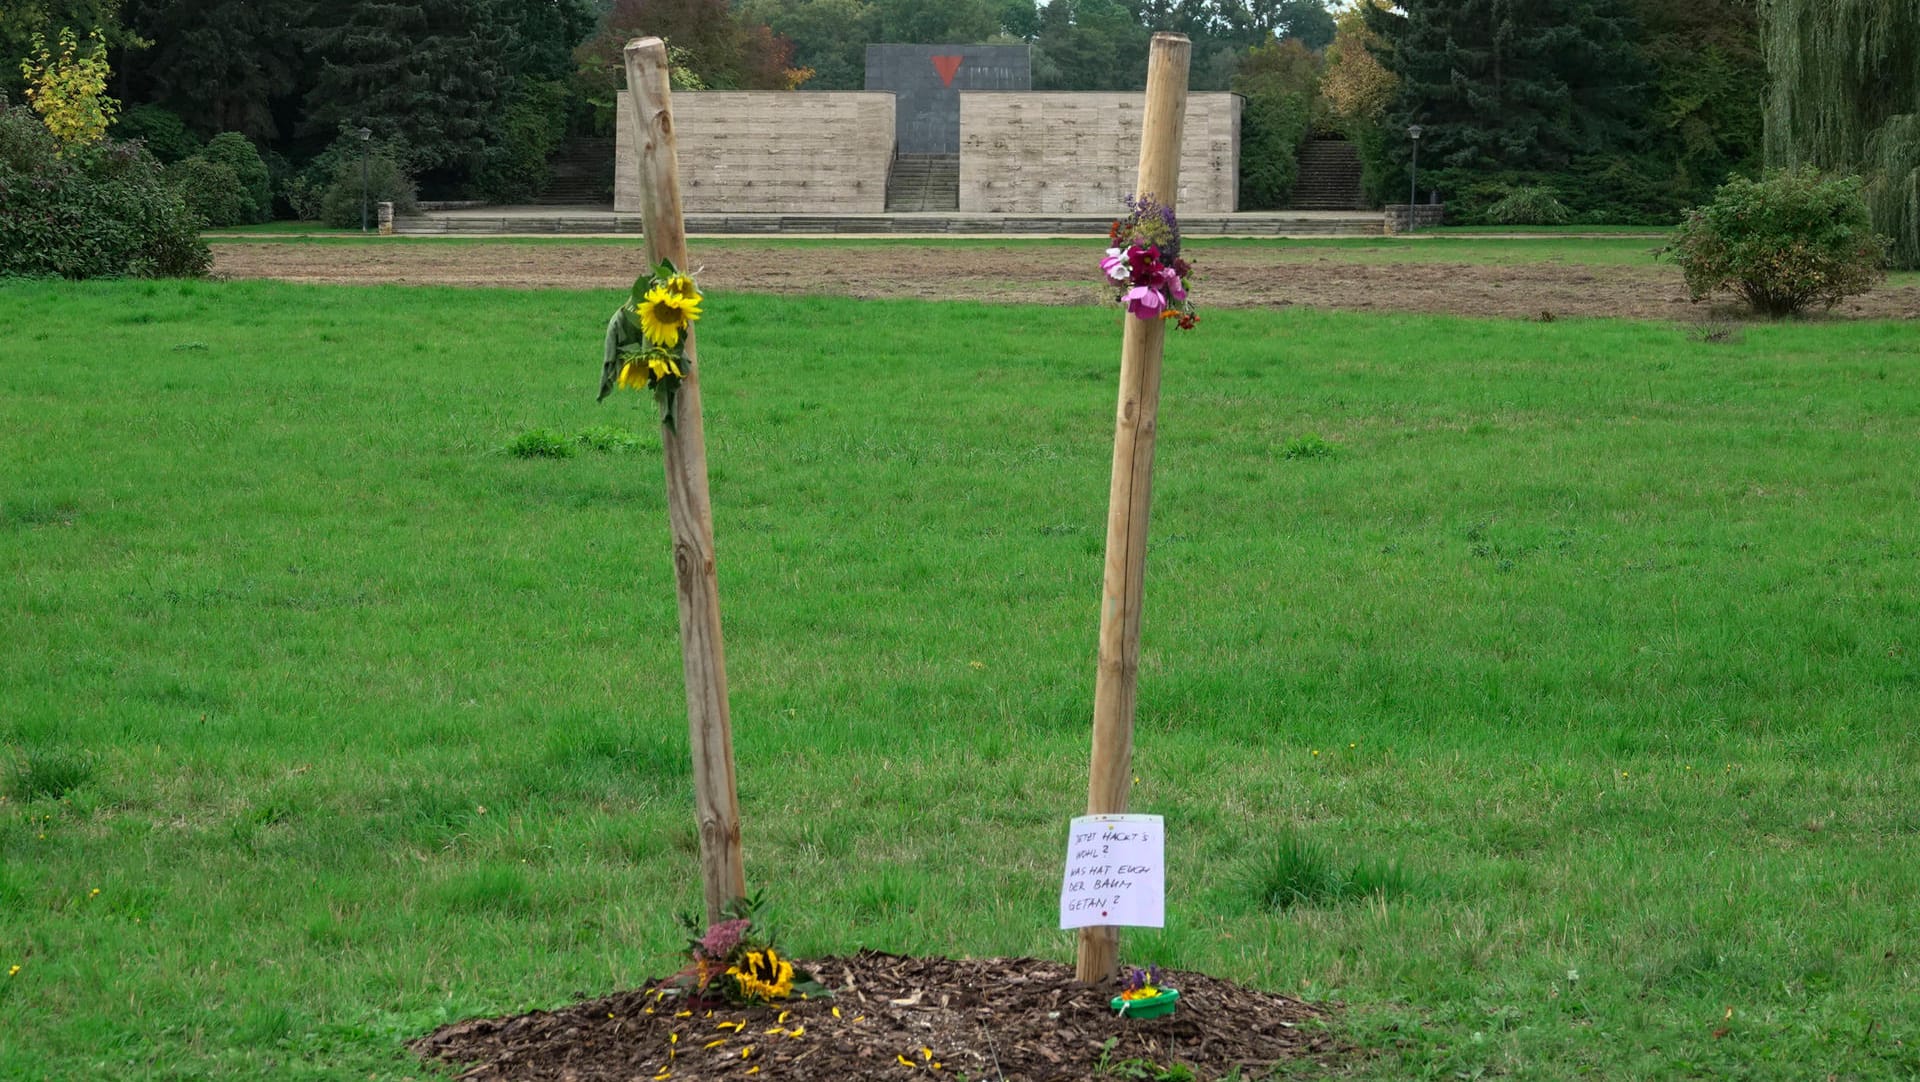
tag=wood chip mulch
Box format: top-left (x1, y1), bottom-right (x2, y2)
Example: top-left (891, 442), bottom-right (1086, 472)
top-left (412, 950), bottom-right (1346, 1081)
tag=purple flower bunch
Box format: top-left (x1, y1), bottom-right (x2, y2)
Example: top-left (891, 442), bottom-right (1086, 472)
top-left (1102, 194), bottom-right (1196, 329)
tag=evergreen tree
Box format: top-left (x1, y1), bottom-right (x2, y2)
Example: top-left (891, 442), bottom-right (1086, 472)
top-left (118, 0), bottom-right (302, 141)
top-left (303, 0), bottom-right (520, 186)
top-left (1762, 0), bottom-right (1920, 268)
top-left (1631, 0), bottom-right (1761, 209)
top-left (1369, 0), bottom-right (1646, 206)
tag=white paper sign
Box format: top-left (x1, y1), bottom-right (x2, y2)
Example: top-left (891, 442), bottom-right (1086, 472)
top-left (1058, 814), bottom-right (1165, 930)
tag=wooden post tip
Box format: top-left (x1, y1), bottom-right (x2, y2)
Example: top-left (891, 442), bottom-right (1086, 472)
top-left (624, 36), bottom-right (667, 58)
top-left (1150, 31), bottom-right (1191, 45)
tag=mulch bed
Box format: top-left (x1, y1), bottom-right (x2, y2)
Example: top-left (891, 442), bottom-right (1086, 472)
top-left (412, 951), bottom-right (1346, 1081)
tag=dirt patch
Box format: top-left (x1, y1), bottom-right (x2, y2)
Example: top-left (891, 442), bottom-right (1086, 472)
top-left (212, 241), bottom-right (1920, 321)
top-left (412, 950), bottom-right (1342, 1081)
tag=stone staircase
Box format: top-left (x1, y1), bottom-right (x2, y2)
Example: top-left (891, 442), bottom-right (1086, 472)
top-left (1290, 138), bottom-right (1364, 211)
top-left (532, 137), bottom-right (614, 206)
top-left (885, 154), bottom-right (960, 212)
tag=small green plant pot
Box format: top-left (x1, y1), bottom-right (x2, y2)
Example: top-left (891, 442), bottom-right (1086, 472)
top-left (1111, 988), bottom-right (1179, 1019)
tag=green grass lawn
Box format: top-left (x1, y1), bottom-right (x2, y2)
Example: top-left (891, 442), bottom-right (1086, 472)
top-left (3, 278), bottom-right (1918, 1080)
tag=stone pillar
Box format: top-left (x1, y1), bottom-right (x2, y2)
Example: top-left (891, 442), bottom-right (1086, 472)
top-left (377, 202), bottom-right (394, 235)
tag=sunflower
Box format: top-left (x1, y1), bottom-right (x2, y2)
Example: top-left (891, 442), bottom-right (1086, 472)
top-left (617, 356), bottom-right (648, 390)
top-left (646, 351), bottom-right (683, 381)
top-left (663, 273), bottom-right (703, 308)
top-left (727, 948), bottom-right (795, 1002)
top-left (637, 286), bottom-right (697, 348)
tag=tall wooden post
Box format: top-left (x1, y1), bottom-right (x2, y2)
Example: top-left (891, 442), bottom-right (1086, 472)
top-left (1077, 31), bottom-right (1190, 985)
top-left (623, 37), bottom-right (747, 926)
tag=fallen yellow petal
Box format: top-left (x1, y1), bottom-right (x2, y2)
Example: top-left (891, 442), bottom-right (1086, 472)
top-left (703, 1038), bottom-right (726, 1049)
top-left (669, 1034), bottom-right (679, 1045)
top-left (898, 1055), bottom-right (916, 1067)
top-left (923, 1048), bottom-right (933, 1061)
top-left (788, 1025), bottom-right (805, 1038)
top-left (741, 1046), bottom-right (753, 1058)
top-left (778, 1010), bottom-right (791, 1023)
top-left (717, 1020), bottom-right (745, 1031)
top-left (831, 1006), bottom-right (841, 1018)
top-left (674, 1010), bottom-right (692, 1018)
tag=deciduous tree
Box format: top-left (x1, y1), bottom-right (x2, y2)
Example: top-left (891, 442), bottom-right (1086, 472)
top-left (1762, 0), bottom-right (1920, 269)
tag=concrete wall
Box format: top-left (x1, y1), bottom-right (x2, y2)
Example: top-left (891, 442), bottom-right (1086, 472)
top-left (616, 91), bottom-right (895, 214)
top-left (865, 44), bottom-right (1031, 154)
top-left (958, 93), bottom-right (1241, 214)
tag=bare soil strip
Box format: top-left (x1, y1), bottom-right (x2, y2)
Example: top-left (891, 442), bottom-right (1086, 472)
top-left (212, 241), bottom-right (1920, 321)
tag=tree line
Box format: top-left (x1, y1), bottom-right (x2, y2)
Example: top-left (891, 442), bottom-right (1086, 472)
top-left (3, 0), bottom-right (1913, 258)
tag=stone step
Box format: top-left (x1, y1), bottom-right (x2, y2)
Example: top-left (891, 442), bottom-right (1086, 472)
top-left (397, 210), bottom-right (1385, 236)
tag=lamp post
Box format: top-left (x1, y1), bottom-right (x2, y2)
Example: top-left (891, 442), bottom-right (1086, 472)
top-left (1406, 124), bottom-right (1422, 234)
top-left (356, 127), bottom-right (372, 233)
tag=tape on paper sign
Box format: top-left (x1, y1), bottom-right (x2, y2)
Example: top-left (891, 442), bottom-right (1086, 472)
top-left (1058, 814), bottom-right (1165, 930)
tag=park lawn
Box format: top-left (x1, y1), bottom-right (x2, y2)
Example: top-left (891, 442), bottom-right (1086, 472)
top-left (3, 278), bottom-right (1918, 1080)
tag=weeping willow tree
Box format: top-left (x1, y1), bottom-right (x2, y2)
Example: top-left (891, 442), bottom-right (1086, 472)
top-left (1763, 0), bottom-right (1920, 268)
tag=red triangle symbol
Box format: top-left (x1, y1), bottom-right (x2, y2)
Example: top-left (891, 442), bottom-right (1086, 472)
top-left (932, 55), bottom-right (963, 87)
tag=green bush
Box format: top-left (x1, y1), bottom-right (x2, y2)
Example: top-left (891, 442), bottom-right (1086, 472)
top-left (201, 132), bottom-right (272, 222)
top-left (1484, 184), bottom-right (1573, 225)
top-left (166, 156), bottom-right (251, 227)
top-left (1665, 167), bottom-right (1889, 316)
top-left (473, 79), bottom-right (567, 204)
top-left (287, 132), bottom-right (418, 228)
top-left (1238, 91), bottom-right (1311, 209)
top-left (115, 104), bottom-right (199, 163)
top-left (0, 98), bottom-right (211, 279)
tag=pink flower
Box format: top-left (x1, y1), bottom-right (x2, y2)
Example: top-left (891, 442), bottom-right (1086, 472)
top-left (698, 918), bottom-right (752, 959)
top-left (1158, 265), bottom-right (1186, 301)
top-left (1100, 248), bottom-right (1130, 283)
top-left (1123, 284), bottom-right (1166, 319)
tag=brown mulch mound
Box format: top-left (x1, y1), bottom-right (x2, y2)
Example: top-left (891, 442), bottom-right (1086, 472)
top-left (411, 951), bottom-right (1343, 1081)
top-left (210, 240), bottom-right (1920, 322)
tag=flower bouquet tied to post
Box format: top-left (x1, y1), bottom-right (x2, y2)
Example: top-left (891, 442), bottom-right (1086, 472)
top-left (664, 894), bottom-right (828, 1008)
top-left (598, 259), bottom-right (704, 428)
top-left (1111, 964), bottom-right (1179, 1018)
top-left (1102, 194), bottom-right (1196, 329)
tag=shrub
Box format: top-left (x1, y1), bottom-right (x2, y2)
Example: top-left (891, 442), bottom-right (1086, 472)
top-left (115, 104), bottom-right (199, 163)
top-left (1666, 167), bottom-right (1889, 316)
top-left (288, 132), bottom-right (418, 228)
top-left (166, 156), bottom-right (250, 227)
top-left (1238, 90), bottom-right (1312, 209)
top-left (1484, 184), bottom-right (1573, 225)
top-left (473, 79), bottom-right (567, 204)
top-left (0, 97), bottom-right (210, 278)
top-left (201, 132), bottom-right (272, 222)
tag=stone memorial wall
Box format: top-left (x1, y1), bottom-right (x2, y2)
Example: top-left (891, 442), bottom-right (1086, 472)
top-left (958, 93), bottom-right (1242, 214)
top-left (615, 91), bottom-right (896, 214)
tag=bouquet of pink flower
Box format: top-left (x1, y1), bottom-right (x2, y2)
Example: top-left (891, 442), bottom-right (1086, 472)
top-left (1102, 194), bottom-right (1197, 330)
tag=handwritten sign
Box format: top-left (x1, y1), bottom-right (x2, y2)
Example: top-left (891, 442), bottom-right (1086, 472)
top-left (1059, 814), bottom-right (1164, 930)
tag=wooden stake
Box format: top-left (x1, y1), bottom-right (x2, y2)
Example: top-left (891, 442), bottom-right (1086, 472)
top-left (1077, 31), bottom-right (1190, 986)
top-left (623, 37), bottom-right (746, 926)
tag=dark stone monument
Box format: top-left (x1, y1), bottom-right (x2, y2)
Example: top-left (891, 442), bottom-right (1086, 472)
top-left (865, 44), bottom-right (1031, 154)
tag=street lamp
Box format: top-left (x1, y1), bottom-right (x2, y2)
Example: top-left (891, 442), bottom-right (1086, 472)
top-left (356, 127), bottom-right (372, 233)
top-left (1406, 124), bottom-right (1423, 234)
